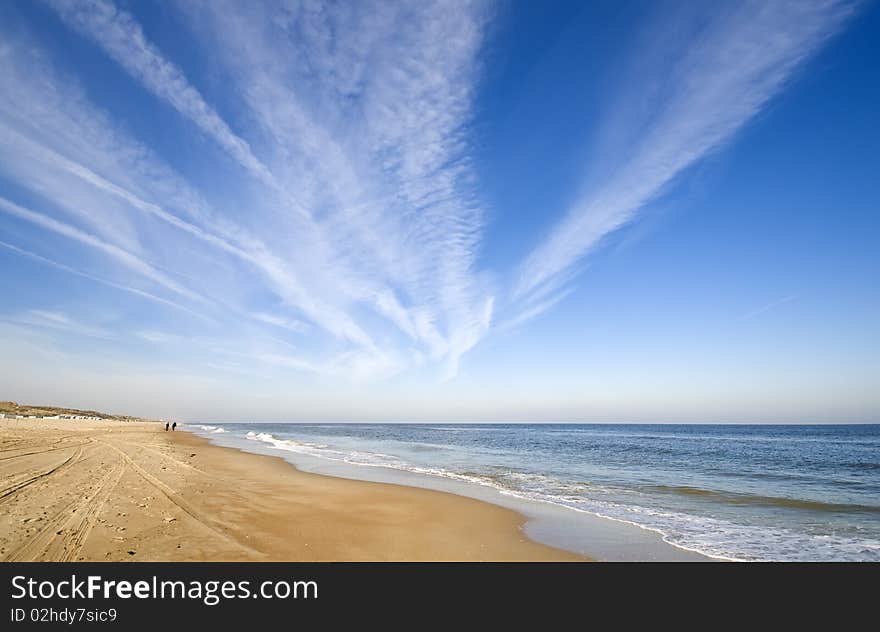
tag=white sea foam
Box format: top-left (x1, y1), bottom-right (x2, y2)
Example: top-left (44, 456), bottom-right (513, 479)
top-left (192, 424), bottom-right (227, 433)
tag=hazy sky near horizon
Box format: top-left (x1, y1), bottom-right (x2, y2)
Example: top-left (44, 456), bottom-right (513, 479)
top-left (1, 0), bottom-right (878, 423)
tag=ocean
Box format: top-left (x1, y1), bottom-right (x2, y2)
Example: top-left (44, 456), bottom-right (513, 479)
top-left (188, 423), bottom-right (880, 561)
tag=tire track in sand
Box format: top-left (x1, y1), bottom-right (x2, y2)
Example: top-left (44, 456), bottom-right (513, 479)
top-left (51, 460), bottom-right (127, 561)
top-left (5, 457), bottom-right (125, 561)
top-left (0, 445), bottom-right (85, 504)
top-left (0, 439), bottom-right (91, 462)
top-left (109, 439), bottom-right (217, 479)
top-left (96, 439), bottom-right (261, 556)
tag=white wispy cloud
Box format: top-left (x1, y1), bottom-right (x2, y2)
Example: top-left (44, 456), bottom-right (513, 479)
top-left (0, 25), bottom-right (376, 350)
top-left (251, 312), bottom-right (309, 334)
top-left (178, 0), bottom-right (495, 372)
top-left (742, 294), bottom-right (798, 321)
top-left (43, 0), bottom-right (276, 189)
top-left (0, 239), bottom-right (207, 320)
top-left (0, 196), bottom-right (206, 303)
top-left (494, 288), bottom-right (574, 334)
top-left (4, 309), bottom-right (115, 340)
top-left (1, 120), bottom-right (375, 346)
top-left (0, 0), bottom-right (495, 381)
top-left (513, 0), bottom-right (857, 312)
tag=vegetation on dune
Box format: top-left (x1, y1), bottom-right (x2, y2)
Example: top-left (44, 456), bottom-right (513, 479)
top-left (0, 401), bottom-right (152, 422)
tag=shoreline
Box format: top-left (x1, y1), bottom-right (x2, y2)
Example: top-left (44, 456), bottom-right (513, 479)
top-left (190, 424), bottom-right (711, 561)
top-left (0, 418), bottom-right (584, 561)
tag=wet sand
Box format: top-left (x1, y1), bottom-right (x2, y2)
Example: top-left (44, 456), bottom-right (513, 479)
top-left (0, 419), bottom-right (584, 561)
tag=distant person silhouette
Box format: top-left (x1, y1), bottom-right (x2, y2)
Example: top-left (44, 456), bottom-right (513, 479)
top-left (165, 422), bottom-right (169, 431)
top-left (172, 422), bottom-right (177, 431)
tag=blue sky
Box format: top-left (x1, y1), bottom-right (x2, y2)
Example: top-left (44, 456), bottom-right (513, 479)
top-left (0, 0), bottom-right (877, 422)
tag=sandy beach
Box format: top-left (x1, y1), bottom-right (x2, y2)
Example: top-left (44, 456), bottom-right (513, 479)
top-left (0, 419), bottom-right (583, 561)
